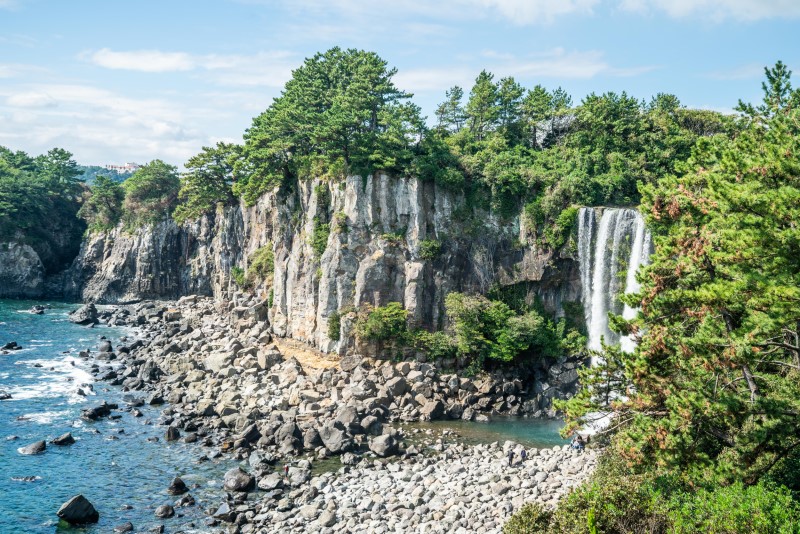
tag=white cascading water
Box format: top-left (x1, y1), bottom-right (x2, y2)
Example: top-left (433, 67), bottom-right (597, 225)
top-left (578, 207), bottom-right (652, 363)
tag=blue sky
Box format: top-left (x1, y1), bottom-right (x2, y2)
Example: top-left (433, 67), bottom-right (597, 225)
top-left (0, 0), bottom-right (797, 166)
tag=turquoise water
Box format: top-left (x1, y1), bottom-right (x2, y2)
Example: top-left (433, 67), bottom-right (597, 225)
top-left (403, 417), bottom-right (568, 449)
top-left (0, 299), bottom-right (568, 532)
top-left (0, 300), bottom-right (235, 533)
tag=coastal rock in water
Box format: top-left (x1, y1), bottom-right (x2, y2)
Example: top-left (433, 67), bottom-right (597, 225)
top-left (167, 476), bottom-right (188, 495)
top-left (113, 522), bottom-right (134, 533)
top-left (51, 432), bottom-right (75, 446)
top-left (69, 303), bottom-right (98, 325)
top-left (154, 504), bottom-right (175, 518)
top-left (18, 440), bottom-right (46, 455)
top-left (57, 494), bottom-right (99, 525)
top-left (0, 391), bottom-right (11, 400)
top-left (2, 341), bottom-right (21, 351)
top-left (98, 340), bottom-right (113, 353)
top-left (223, 467), bottom-right (255, 492)
top-left (165, 426), bottom-right (180, 441)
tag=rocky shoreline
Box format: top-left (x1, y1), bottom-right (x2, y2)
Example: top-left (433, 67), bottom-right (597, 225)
top-left (72, 296), bottom-right (595, 532)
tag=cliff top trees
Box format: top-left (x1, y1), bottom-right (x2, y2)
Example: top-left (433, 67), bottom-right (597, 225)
top-left (173, 142), bottom-right (239, 224)
top-left (122, 160), bottom-right (180, 228)
top-left (77, 175), bottom-right (124, 232)
top-left (0, 146), bottom-right (86, 269)
top-left (561, 62), bottom-right (800, 488)
top-left (235, 47), bottom-right (426, 204)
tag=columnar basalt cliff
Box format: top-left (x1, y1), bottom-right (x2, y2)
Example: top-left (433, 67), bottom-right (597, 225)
top-left (63, 174), bottom-right (582, 357)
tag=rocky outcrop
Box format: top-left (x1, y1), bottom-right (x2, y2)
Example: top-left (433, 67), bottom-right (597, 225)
top-left (65, 174), bottom-right (581, 359)
top-left (0, 242), bottom-right (45, 298)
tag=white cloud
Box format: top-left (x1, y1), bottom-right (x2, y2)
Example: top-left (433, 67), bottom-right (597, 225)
top-left (85, 49), bottom-right (296, 88)
top-left (619, 0), bottom-right (800, 21)
top-left (0, 83), bottom-right (237, 165)
top-left (89, 49), bottom-right (195, 72)
top-left (6, 92), bottom-right (57, 108)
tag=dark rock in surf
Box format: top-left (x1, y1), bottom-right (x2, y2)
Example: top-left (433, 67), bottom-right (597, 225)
top-left (51, 432), bottom-right (75, 446)
top-left (18, 440), bottom-right (46, 455)
top-left (57, 494), bottom-right (99, 525)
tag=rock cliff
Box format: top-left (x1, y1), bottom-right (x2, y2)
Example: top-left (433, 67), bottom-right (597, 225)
top-left (0, 242), bottom-right (46, 298)
top-left (63, 174), bottom-right (581, 356)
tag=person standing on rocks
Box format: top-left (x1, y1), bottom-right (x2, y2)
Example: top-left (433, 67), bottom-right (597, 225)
top-left (508, 448), bottom-right (515, 467)
top-left (520, 448), bottom-right (527, 463)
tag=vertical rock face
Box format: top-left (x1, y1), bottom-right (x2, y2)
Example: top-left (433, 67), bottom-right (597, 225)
top-left (0, 242), bottom-right (46, 298)
top-left (65, 174), bottom-right (582, 356)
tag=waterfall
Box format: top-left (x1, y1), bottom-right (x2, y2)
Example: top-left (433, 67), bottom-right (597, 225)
top-left (577, 207), bottom-right (652, 362)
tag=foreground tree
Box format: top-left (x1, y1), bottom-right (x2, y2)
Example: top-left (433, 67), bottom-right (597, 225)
top-left (561, 62), bottom-right (800, 487)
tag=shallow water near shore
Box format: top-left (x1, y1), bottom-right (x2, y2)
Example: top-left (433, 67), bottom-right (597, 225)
top-left (403, 417), bottom-right (568, 449)
top-left (0, 300), bottom-right (236, 533)
top-left (0, 299), bottom-right (568, 532)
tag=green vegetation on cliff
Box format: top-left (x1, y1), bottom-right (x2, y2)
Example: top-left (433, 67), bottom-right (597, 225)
top-left (531, 62), bottom-right (800, 533)
top-left (0, 146), bottom-right (86, 271)
top-left (167, 46), bottom-right (728, 252)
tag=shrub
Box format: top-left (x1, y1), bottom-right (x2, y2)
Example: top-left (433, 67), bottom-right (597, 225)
top-left (311, 217), bottom-right (330, 257)
top-left (328, 310), bottom-right (341, 341)
top-left (503, 503), bottom-right (553, 534)
top-left (247, 245), bottom-right (274, 283)
top-left (419, 238), bottom-right (442, 260)
top-left (230, 266), bottom-right (246, 287)
top-left (411, 330), bottom-right (456, 360)
top-left (668, 482), bottom-right (800, 534)
top-left (356, 302), bottom-right (408, 342)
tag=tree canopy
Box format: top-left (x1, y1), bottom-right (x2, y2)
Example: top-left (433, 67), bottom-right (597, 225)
top-left (122, 160), bottom-right (180, 228)
top-left (234, 47), bottom-right (426, 204)
top-left (560, 62), bottom-right (800, 488)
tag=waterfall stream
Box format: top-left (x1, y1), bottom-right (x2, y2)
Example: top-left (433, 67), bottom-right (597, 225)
top-left (577, 207), bottom-right (652, 362)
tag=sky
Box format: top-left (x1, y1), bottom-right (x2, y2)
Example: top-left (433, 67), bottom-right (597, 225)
top-left (0, 0), bottom-right (797, 167)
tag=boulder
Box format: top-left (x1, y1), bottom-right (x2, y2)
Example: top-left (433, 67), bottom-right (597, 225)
top-left (318, 421), bottom-right (352, 454)
top-left (165, 427), bottom-right (180, 442)
top-left (98, 340), bottom-right (113, 353)
top-left (385, 376), bottom-right (408, 397)
top-left (223, 467), bottom-right (255, 492)
top-left (167, 477), bottom-right (188, 495)
top-left (339, 353), bottom-right (362, 372)
top-left (18, 440), bottom-right (46, 455)
top-left (1, 341), bottom-right (21, 350)
top-left (369, 434), bottom-right (399, 457)
top-left (237, 423), bottom-right (261, 445)
top-left (420, 400), bottom-right (445, 420)
top-left (360, 415), bottom-right (383, 436)
top-left (57, 494), bottom-right (99, 525)
top-left (51, 432), bottom-right (75, 446)
top-left (113, 522), bottom-right (134, 533)
top-left (257, 472), bottom-right (284, 491)
top-left (69, 304), bottom-right (98, 325)
top-left (0, 391), bottom-right (11, 400)
top-left (154, 504), bottom-right (174, 518)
